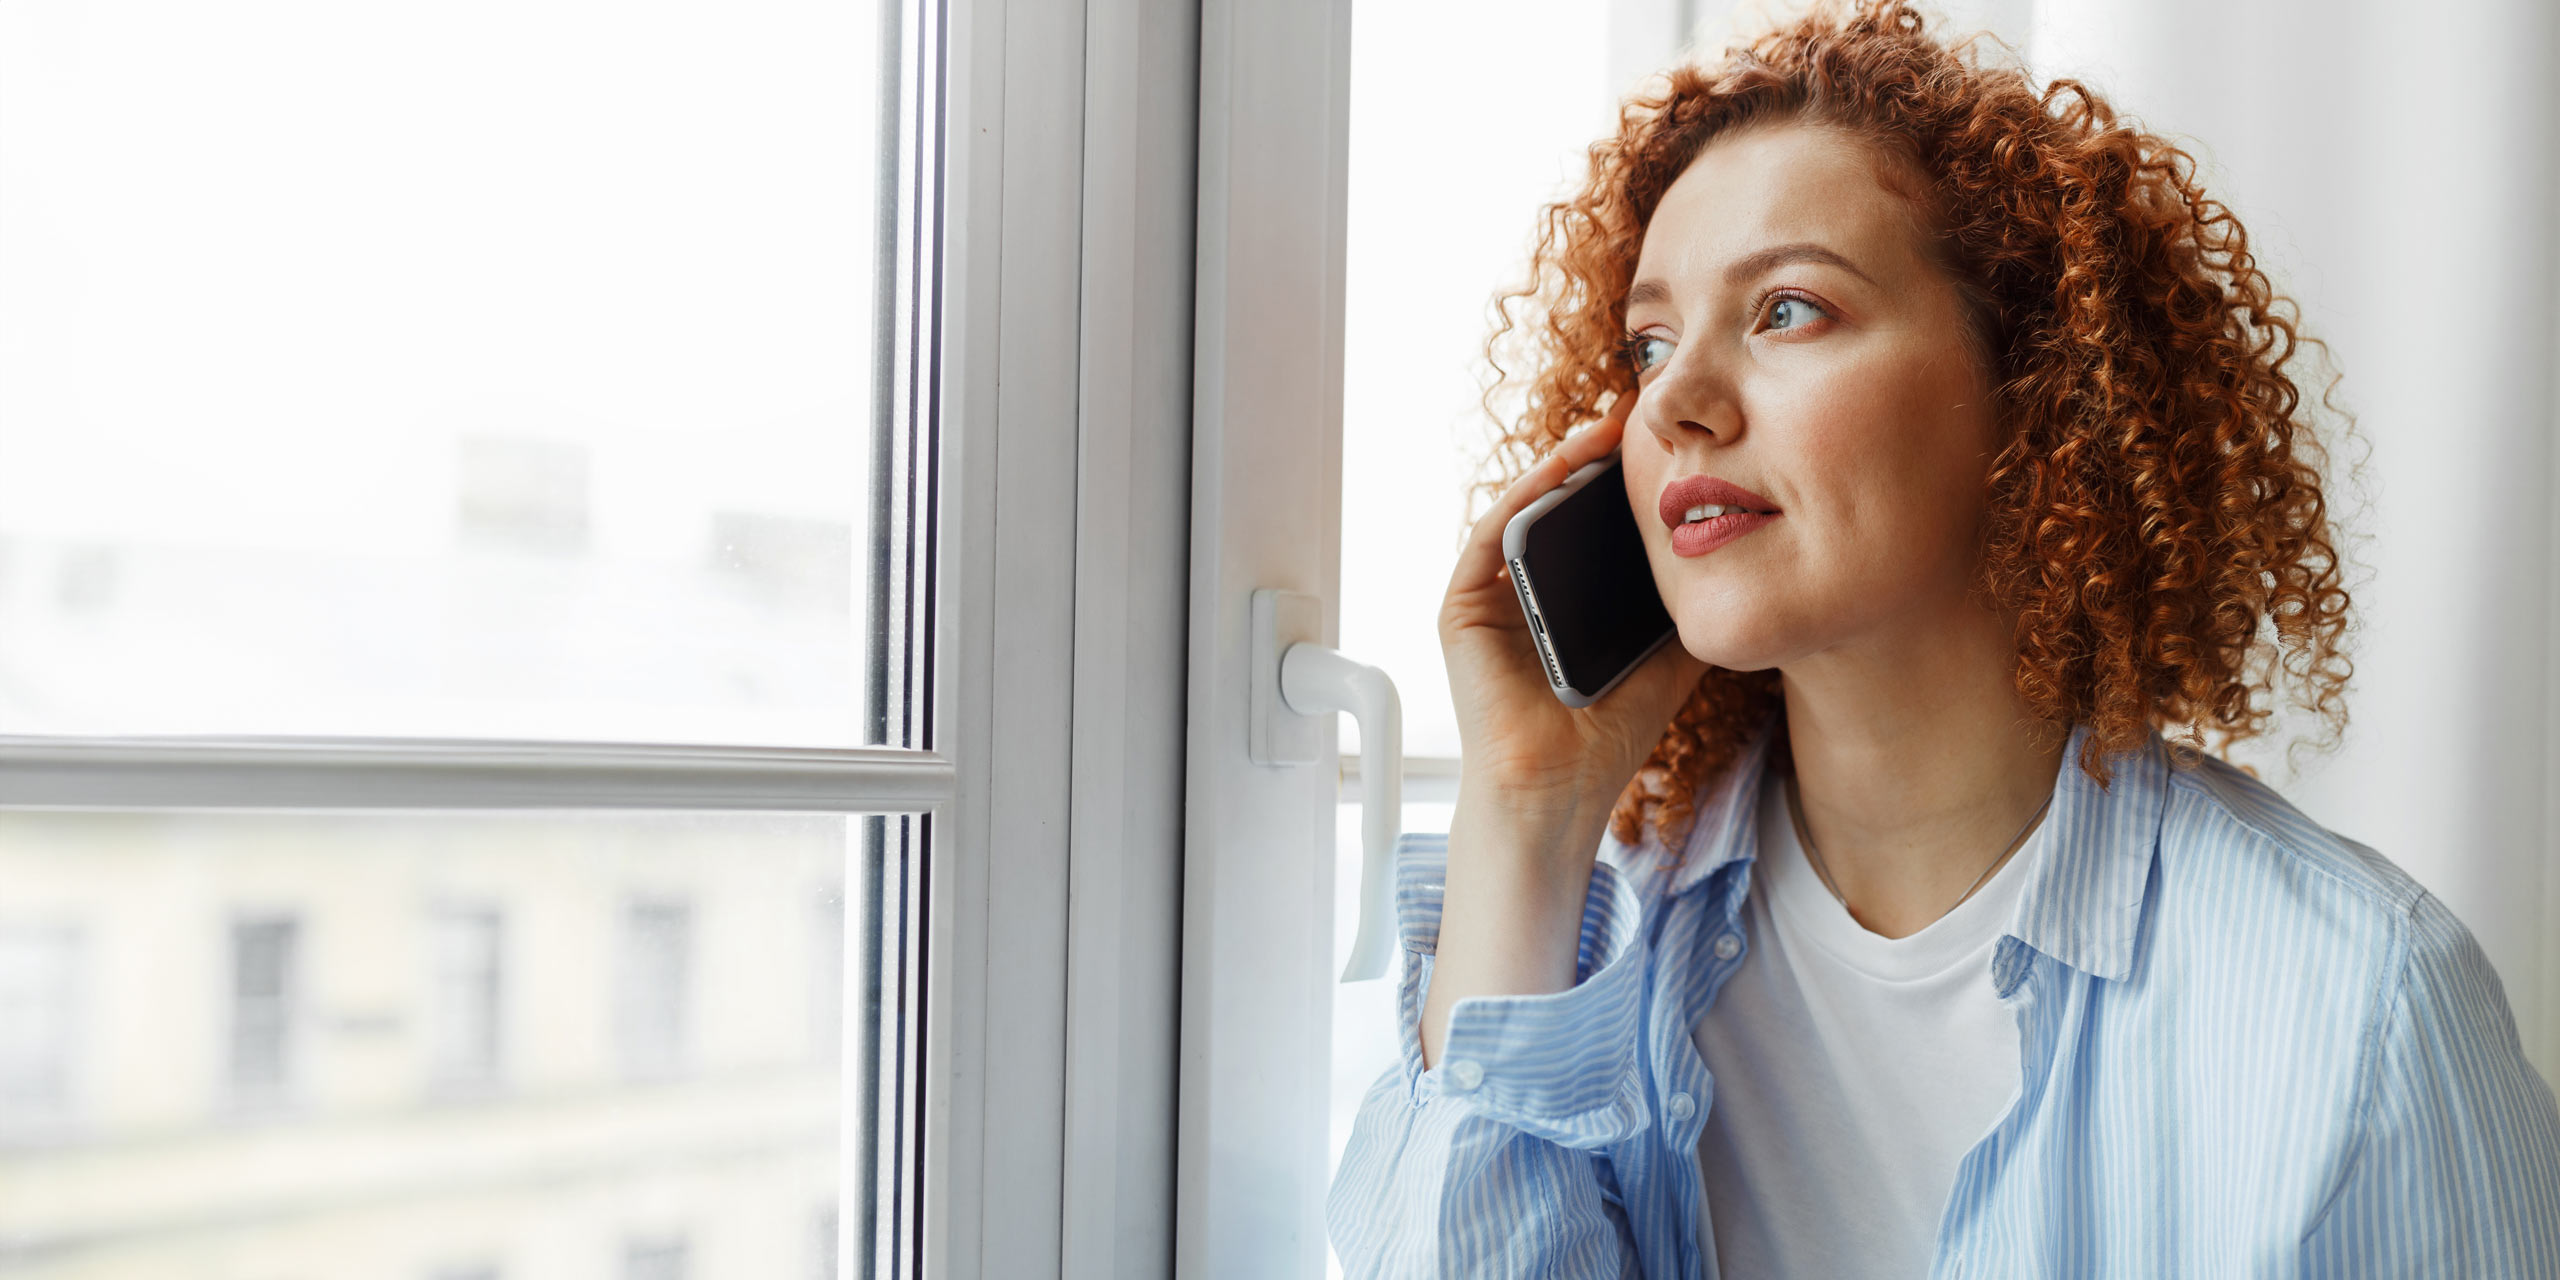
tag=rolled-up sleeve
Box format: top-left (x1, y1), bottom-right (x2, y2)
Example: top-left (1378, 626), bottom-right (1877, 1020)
top-left (2300, 890), bottom-right (2560, 1275)
top-left (1326, 831), bottom-right (1655, 1279)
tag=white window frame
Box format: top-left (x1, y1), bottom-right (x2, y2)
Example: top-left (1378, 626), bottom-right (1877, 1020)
top-left (1174, 1), bottom-right (1353, 1277)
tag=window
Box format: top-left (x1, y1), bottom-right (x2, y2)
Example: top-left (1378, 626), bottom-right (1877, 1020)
top-left (0, 3), bottom-right (902, 749)
top-left (428, 906), bottom-right (506, 1089)
top-left (228, 915), bottom-right (302, 1107)
top-left (623, 1234), bottom-right (690, 1280)
top-left (0, 925), bottom-right (81, 1134)
top-left (0, 0), bottom-right (956, 1272)
top-left (616, 899), bottom-right (693, 1082)
top-left (0, 0), bottom-right (1208, 1273)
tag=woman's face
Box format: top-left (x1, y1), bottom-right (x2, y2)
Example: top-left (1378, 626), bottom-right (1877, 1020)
top-left (1618, 121), bottom-right (2000, 675)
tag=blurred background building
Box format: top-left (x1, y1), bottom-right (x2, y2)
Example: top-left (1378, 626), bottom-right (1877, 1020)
top-left (0, 500), bottom-right (858, 1280)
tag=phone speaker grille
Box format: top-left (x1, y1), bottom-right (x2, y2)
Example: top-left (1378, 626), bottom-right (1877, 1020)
top-left (1508, 558), bottom-right (1568, 691)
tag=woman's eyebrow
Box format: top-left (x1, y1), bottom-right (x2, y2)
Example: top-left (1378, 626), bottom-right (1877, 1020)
top-left (1624, 242), bottom-right (1875, 310)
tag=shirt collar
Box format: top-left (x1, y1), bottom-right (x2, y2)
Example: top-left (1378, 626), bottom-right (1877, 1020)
top-left (1650, 712), bottom-right (2170, 982)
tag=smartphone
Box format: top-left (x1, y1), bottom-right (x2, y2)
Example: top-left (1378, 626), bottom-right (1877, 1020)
top-left (1501, 449), bottom-right (1678, 707)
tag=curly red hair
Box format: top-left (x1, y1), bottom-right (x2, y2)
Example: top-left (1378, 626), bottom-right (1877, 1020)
top-left (1472, 0), bottom-right (2357, 857)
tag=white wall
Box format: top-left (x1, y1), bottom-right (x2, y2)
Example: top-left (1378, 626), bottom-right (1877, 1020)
top-left (2009, 0), bottom-right (2560, 1088)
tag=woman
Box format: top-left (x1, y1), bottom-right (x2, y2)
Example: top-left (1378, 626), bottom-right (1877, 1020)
top-left (1325, 1), bottom-right (2560, 1276)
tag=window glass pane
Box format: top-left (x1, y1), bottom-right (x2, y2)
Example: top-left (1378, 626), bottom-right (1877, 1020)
top-left (227, 915), bottom-right (302, 1108)
top-left (429, 906), bottom-right (506, 1090)
top-left (0, 0), bottom-right (932, 749)
top-left (617, 899), bottom-right (696, 1082)
top-left (1338, 0), bottom-right (1621, 761)
top-left (0, 925), bottom-right (82, 1130)
top-left (0, 808), bottom-right (931, 1280)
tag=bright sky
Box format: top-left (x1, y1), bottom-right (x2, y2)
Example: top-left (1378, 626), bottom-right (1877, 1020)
top-left (0, 0), bottom-right (878, 562)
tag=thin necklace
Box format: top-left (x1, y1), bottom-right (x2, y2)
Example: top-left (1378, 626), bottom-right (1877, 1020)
top-left (1783, 773), bottom-right (2052, 927)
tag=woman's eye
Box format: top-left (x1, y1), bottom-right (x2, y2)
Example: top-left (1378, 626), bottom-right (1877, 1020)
top-left (1628, 335), bottom-right (1674, 372)
top-left (1764, 294), bottom-right (1828, 332)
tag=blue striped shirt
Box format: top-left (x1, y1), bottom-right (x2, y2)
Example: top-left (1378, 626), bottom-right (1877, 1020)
top-left (1327, 718), bottom-right (2560, 1277)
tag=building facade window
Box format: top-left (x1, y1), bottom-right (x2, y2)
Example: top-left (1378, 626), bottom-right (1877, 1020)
top-left (428, 906), bottom-right (505, 1090)
top-left (622, 1233), bottom-right (688, 1280)
top-left (615, 899), bottom-right (691, 1081)
top-left (228, 915), bottom-right (300, 1107)
top-left (0, 924), bottom-right (82, 1135)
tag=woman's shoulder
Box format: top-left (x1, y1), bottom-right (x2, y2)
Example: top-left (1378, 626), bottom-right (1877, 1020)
top-left (2135, 749), bottom-right (2560, 1237)
top-left (2152, 749), bottom-right (2494, 1002)
top-left (2160, 751), bottom-right (2421, 912)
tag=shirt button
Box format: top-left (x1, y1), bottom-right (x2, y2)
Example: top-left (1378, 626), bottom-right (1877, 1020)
top-left (1666, 1091), bottom-right (1696, 1122)
top-left (1443, 1058), bottom-right (1484, 1092)
top-left (1713, 933), bottom-right (1741, 960)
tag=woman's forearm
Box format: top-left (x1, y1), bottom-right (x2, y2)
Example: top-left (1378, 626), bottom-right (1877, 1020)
top-left (1417, 782), bottom-right (1613, 1069)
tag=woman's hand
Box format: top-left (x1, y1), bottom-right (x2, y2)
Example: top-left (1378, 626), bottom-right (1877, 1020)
top-left (1419, 390), bottom-right (1710, 1068)
top-left (1439, 390), bottom-right (1711, 836)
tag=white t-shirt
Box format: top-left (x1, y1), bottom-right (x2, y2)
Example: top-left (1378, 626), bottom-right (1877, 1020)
top-left (1689, 766), bottom-right (2034, 1277)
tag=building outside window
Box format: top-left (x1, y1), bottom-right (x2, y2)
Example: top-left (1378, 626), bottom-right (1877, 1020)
top-left (622, 1233), bottom-right (689, 1280)
top-left (616, 899), bottom-right (691, 1082)
top-left (228, 915), bottom-right (300, 1108)
top-left (0, 925), bottom-right (81, 1136)
top-left (428, 905), bottom-right (505, 1090)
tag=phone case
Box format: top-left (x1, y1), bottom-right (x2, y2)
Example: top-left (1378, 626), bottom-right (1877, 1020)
top-left (1500, 450), bottom-right (1675, 708)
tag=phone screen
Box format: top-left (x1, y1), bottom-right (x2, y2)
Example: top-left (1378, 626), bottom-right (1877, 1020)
top-left (1514, 456), bottom-right (1675, 701)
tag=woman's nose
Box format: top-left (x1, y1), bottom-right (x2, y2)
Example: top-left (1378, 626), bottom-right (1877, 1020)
top-left (1636, 350), bottom-right (1743, 449)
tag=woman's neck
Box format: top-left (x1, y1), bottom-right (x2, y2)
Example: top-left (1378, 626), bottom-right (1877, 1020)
top-left (1776, 603), bottom-right (2067, 940)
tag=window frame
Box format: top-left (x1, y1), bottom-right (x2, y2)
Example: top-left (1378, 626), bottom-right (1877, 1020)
top-left (1173, 1), bottom-right (1354, 1276)
top-left (926, 0), bottom-right (1196, 1276)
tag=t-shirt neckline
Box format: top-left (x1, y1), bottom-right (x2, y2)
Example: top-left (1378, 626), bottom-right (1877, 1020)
top-left (1750, 767), bottom-right (2039, 984)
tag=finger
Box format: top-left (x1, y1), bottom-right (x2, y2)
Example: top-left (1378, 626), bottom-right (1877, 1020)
top-left (1448, 396), bottom-right (1632, 597)
top-left (1452, 448), bottom-right (1576, 593)
top-left (1541, 388), bottom-right (1641, 485)
top-left (1579, 386), bottom-right (1638, 454)
top-left (1479, 393), bottom-right (1639, 547)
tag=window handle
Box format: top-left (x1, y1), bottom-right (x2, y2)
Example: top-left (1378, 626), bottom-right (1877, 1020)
top-left (1248, 589), bottom-right (1403, 982)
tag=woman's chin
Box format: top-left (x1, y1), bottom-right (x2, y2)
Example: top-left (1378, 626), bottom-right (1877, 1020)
top-left (1672, 618), bottom-right (1788, 675)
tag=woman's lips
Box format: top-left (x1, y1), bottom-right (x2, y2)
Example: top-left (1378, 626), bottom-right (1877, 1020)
top-left (1657, 474), bottom-right (1780, 558)
top-left (1669, 509), bottom-right (1778, 557)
